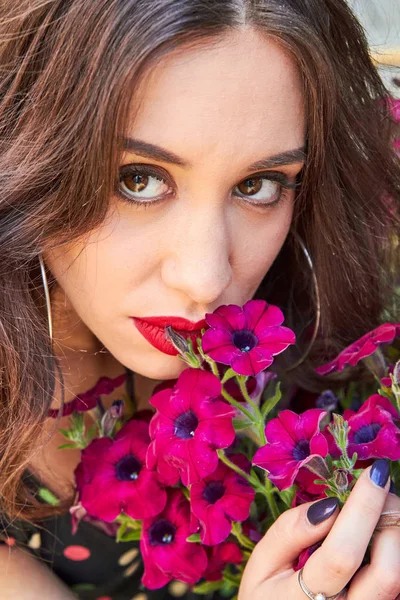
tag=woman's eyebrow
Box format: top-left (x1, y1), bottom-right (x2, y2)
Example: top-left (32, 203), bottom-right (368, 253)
top-left (123, 137), bottom-right (306, 170)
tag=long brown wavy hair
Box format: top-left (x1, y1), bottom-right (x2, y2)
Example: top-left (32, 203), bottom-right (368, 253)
top-left (0, 0), bottom-right (399, 523)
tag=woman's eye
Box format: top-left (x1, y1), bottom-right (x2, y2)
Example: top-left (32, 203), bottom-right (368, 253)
top-left (119, 166), bottom-right (172, 203)
top-left (234, 176), bottom-right (282, 205)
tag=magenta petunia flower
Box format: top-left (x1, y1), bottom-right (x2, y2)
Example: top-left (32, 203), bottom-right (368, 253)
top-left (292, 467), bottom-right (327, 507)
top-left (75, 419), bottom-right (166, 522)
top-left (326, 394), bottom-right (400, 461)
top-left (48, 373), bottom-right (127, 418)
top-left (146, 369), bottom-right (235, 486)
top-left (190, 455), bottom-right (255, 545)
top-left (315, 323), bottom-right (400, 375)
top-left (141, 489), bottom-right (207, 589)
top-left (252, 409), bottom-right (328, 490)
top-left (203, 542), bottom-right (243, 581)
top-left (201, 300), bottom-right (295, 376)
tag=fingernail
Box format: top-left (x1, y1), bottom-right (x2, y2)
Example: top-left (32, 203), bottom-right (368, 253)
top-left (307, 497), bottom-right (339, 525)
top-left (389, 480), bottom-right (397, 496)
top-left (370, 459), bottom-right (390, 488)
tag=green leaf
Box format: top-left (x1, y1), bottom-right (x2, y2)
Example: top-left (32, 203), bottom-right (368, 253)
top-left (261, 382), bottom-right (282, 419)
top-left (116, 522), bottom-right (128, 542)
top-left (59, 428), bottom-right (74, 440)
top-left (221, 368), bottom-right (236, 384)
top-left (57, 443), bottom-right (78, 450)
top-left (118, 529), bottom-right (142, 542)
top-left (116, 513), bottom-right (141, 529)
top-left (193, 580), bottom-right (224, 594)
top-left (324, 489), bottom-right (338, 498)
top-left (279, 484), bottom-right (296, 508)
top-left (313, 479), bottom-right (327, 486)
top-left (232, 418), bottom-right (253, 431)
top-left (86, 424), bottom-right (98, 444)
top-left (38, 487), bottom-right (59, 506)
top-left (182, 487), bottom-right (190, 501)
top-left (186, 533), bottom-right (201, 543)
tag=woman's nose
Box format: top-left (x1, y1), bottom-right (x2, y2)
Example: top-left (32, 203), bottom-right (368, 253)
top-left (160, 207), bottom-right (233, 307)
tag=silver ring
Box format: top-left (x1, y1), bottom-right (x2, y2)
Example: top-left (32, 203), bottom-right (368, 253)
top-left (298, 568), bottom-right (342, 599)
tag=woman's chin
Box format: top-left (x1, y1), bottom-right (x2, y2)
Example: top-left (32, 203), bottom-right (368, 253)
top-left (118, 345), bottom-right (189, 381)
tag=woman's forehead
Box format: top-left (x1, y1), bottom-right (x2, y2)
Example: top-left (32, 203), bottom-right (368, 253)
top-left (125, 28), bottom-right (306, 172)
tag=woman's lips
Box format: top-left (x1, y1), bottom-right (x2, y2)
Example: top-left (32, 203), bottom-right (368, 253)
top-left (132, 316), bottom-right (207, 356)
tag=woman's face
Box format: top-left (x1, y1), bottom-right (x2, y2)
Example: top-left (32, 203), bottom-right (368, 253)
top-left (45, 28), bottom-right (306, 380)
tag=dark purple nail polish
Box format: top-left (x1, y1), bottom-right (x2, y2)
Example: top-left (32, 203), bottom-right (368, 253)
top-left (307, 497), bottom-right (339, 525)
top-left (370, 459), bottom-right (390, 488)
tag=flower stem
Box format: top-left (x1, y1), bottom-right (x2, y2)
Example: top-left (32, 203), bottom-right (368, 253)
top-left (222, 571), bottom-right (241, 587)
top-left (237, 377), bottom-right (266, 444)
top-left (231, 522), bottom-right (255, 551)
top-left (263, 476), bottom-right (280, 521)
top-left (220, 388), bottom-right (255, 423)
top-left (217, 450), bottom-right (278, 521)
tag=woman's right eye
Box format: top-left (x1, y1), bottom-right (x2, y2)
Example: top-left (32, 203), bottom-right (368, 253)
top-left (119, 165), bottom-right (173, 205)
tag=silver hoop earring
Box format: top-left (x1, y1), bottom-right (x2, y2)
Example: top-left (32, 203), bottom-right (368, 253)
top-left (284, 233), bottom-right (321, 372)
top-left (39, 253), bottom-right (53, 341)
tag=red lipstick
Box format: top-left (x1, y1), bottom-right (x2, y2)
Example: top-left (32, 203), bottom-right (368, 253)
top-left (132, 316), bottom-right (207, 356)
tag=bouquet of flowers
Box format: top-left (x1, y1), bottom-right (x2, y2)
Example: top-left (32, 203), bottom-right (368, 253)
top-left (59, 299), bottom-right (400, 596)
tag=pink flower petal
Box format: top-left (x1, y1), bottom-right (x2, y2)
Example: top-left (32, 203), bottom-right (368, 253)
top-left (297, 410), bottom-right (328, 441)
top-left (309, 432), bottom-right (329, 457)
top-left (205, 312), bottom-right (234, 332)
top-left (196, 417), bottom-right (236, 449)
top-left (253, 443), bottom-right (297, 474)
top-left (199, 504), bottom-right (233, 545)
top-left (141, 556), bottom-right (172, 590)
top-left (265, 412), bottom-right (298, 445)
top-left (252, 303), bottom-right (285, 333)
top-left (231, 348), bottom-right (272, 376)
top-left (256, 326), bottom-right (296, 352)
top-left (242, 300), bottom-right (270, 330)
top-left (202, 340), bottom-right (239, 364)
top-left (215, 304), bottom-right (248, 330)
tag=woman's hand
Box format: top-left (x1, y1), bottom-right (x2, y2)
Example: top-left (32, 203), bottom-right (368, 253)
top-left (239, 460), bottom-right (400, 600)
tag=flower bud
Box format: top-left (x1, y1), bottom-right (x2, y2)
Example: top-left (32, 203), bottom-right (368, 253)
top-left (392, 359), bottom-right (400, 413)
top-left (393, 360), bottom-right (400, 386)
top-left (305, 456), bottom-right (331, 481)
top-left (101, 400), bottom-right (124, 436)
top-left (333, 468), bottom-right (349, 494)
top-left (328, 414), bottom-right (350, 453)
top-left (165, 326), bottom-right (201, 368)
top-left (165, 326), bottom-right (190, 355)
top-left (69, 501), bottom-right (87, 535)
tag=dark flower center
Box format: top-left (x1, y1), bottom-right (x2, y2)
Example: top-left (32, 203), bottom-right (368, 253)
top-left (232, 330), bottom-right (258, 353)
top-left (203, 481), bottom-right (226, 504)
top-left (115, 454), bottom-right (142, 481)
top-left (174, 410), bottom-right (199, 439)
top-left (148, 518), bottom-right (176, 546)
top-left (353, 423), bottom-right (382, 444)
top-left (292, 439), bottom-right (310, 461)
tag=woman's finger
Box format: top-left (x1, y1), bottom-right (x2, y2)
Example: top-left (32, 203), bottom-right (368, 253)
top-left (240, 496), bottom-right (340, 593)
top-left (346, 493), bottom-right (400, 599)
top-left (292, 460), bottom-right (391, 599)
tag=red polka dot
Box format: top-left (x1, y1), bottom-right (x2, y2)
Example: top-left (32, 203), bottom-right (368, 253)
top-left (5, 537), bottom-right (15, 546)
top-left (96, 597), bottom-right (112, 600)
top-left (63, 545), bottom-right (91, 561)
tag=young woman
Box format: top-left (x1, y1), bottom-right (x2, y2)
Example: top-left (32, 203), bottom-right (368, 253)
top-left (0, 1), bottom-right (399, 599)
